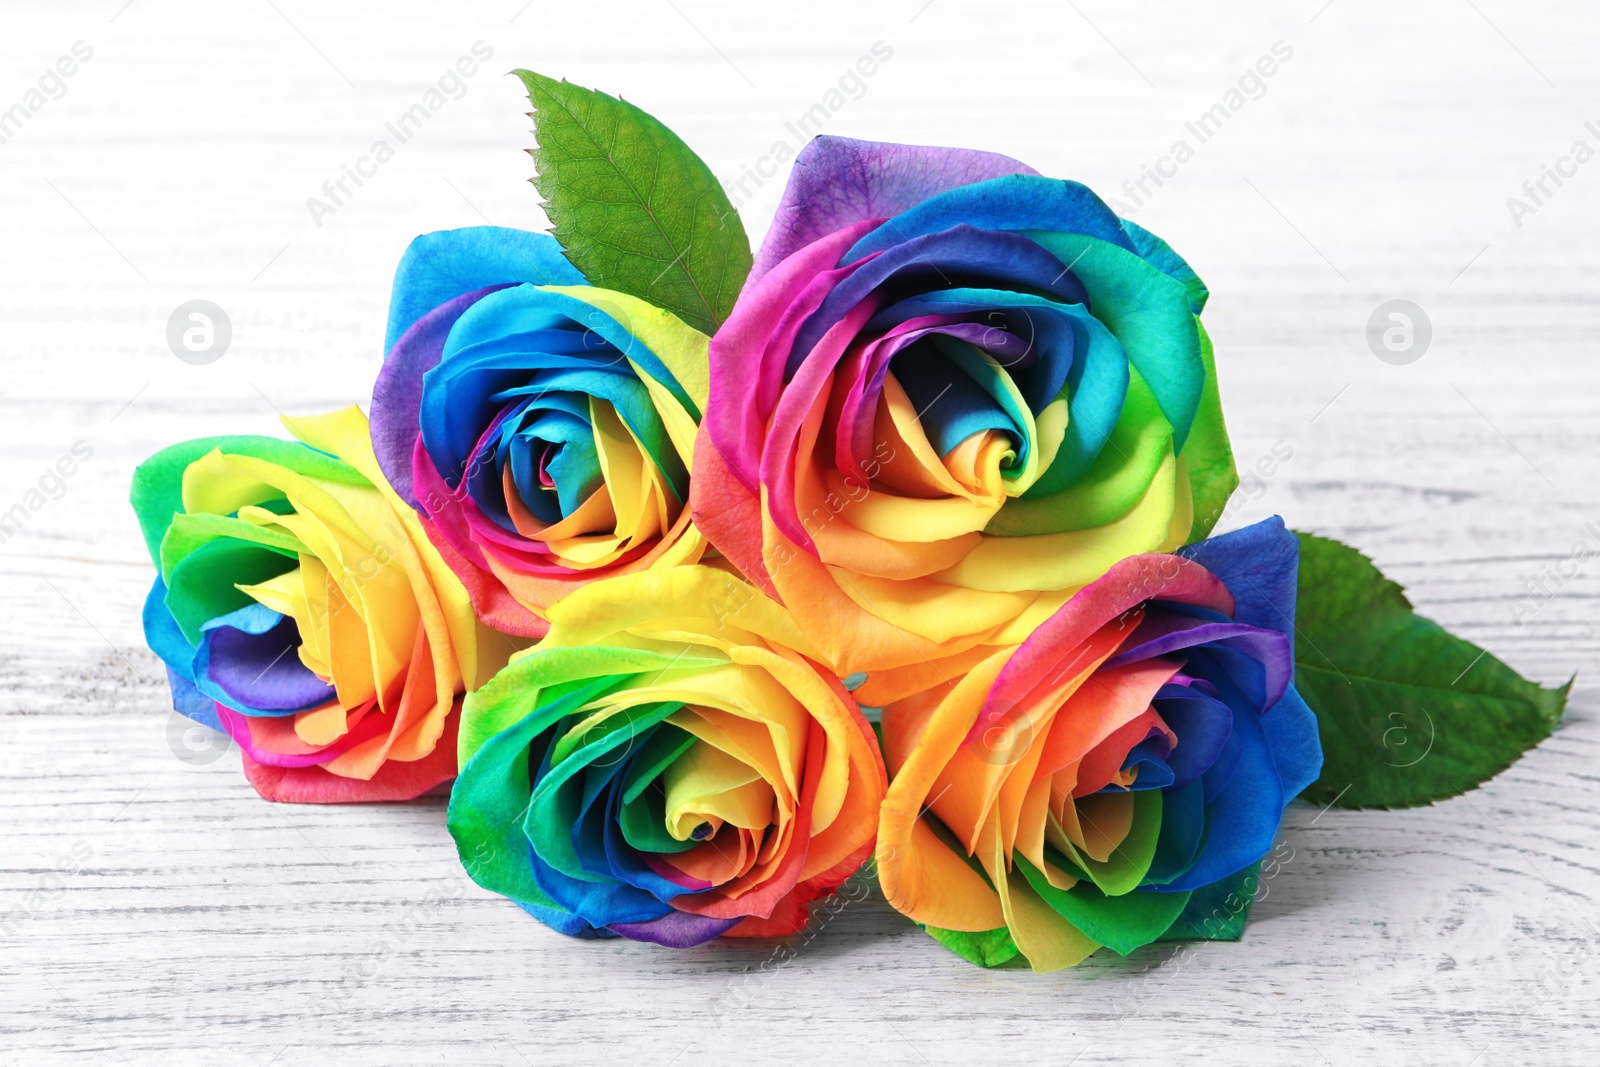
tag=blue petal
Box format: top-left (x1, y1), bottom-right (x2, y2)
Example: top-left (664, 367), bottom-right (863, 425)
top-left (791, 225), bottom-right (1089, 377)
top-left (1152, 687), bottom-right (1234, 789)
top-left (383, 227), bottom-right (584, 355)
top-left (843, 175), bottom-right (1138, 264)
top-left (513, 899), bottom-right (616, 939)
top-left (1262, 683), bottom-right (1324, 803)
top-left (142, 578), bottom-right (198, 682)
top-left (1120, 218), bottom-right (1208, 314)
top-left (894, 337), bottom-right (1027, 464)
top-left (204, 610), bottom-right (334, 711)
top-left (1162, 691), bottom-right (1286, 892)
top-left (524, 840), bottom-right (674, 929)
top-left (1119, 741), bottom-right (1176, 792)
top-left (601, 755), bottom-right (703, 904)
top-left (164, 666), bottom-right (223, 732)
top-left (1178, 516), bottom-right (1300, 648)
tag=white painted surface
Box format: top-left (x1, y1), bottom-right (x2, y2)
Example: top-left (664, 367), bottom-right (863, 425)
top-left (2, 1), bottom-right (1598, 1063)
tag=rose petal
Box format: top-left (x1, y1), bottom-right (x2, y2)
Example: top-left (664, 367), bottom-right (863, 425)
top-left (751, 135), bottom-right (1036, 285)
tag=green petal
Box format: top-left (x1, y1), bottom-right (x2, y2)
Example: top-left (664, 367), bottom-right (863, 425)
top-left (447, 711), bottom-right (567, 913)
top-left (525, 701), bottom-right (682, 881)
top-left (1016, 855), bottom-right (1192, 956)
top-left (159, 513), bottom-right (302, 585)
top-left (924, 924), bottom-right (1021, 968)
top-left (164, 538), bottom-right (299, 644)
top-left (1046, 788), bottom-right (1163, 897)
top-left (459, 643), bottom-right (717, 765)
top-left (129, 435), bottom-right (365, 565)
top-left (1180, 318), bottom-right (1238, 543)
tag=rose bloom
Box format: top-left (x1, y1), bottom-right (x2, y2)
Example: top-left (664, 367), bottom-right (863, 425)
top-left (132, 408), bottom-right (510, 802)
top-left (447, 566), bottom-right (885, 946)
top-left (694, 136), bottom-right (1237, 677)
top-left (873, 519), bottom-right (1321, 971)
top-left (371, 226), bottom-right (710, 639)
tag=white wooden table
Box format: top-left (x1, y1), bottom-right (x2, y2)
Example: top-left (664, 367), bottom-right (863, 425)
top-left (3, 1), bottom-right (1597, 1063)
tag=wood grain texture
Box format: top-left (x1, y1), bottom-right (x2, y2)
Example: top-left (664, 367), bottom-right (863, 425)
top-left (2, 0), bottom-right (1597, 1063)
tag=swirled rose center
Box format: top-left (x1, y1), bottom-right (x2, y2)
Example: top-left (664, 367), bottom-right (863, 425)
top-left (424, 322), bottom-right (688, 570)
top-left (895, 607), bottom-right (1266, 898)
top-left (768, 225), bottom-right (1162, 555)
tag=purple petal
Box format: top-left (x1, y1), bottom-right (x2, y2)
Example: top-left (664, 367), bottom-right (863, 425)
top-left (370, 286), bottom-right (509, 508)
top-left (751, 135), bottom-right (1036, 285)
top-left (606, 910), bottom-right (742, 948)
top-left (1105, 618), bottom-right (1291, 713)
top-left (206, 616), bottom-right (334, 711)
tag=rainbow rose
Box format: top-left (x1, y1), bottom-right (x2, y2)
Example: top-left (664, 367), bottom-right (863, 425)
top-left (874, 518), bottom-right (1321, 971)
top-left (693, 136), bottom-right (1237, 676)
top-left (131, 408), bottom-right (509, 803)
top-left (371, 226), bottom-right (710, 639)
top-left (447, 566), bottom-right (886, 946)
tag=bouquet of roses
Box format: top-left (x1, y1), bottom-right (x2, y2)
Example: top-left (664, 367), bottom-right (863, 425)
top-left (132, 71), bottom-right (1568, 970)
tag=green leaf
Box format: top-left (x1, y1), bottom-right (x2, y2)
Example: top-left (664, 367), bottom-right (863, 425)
top-left (516, 70), bottom-right (751, 335)
top-left (1293, 531), bottom-right (1568, 809)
